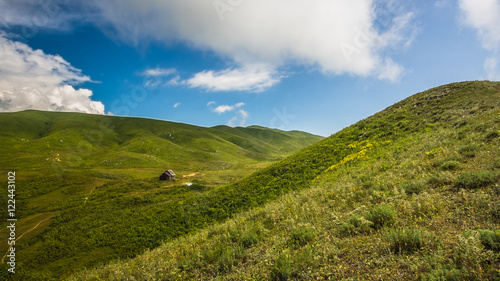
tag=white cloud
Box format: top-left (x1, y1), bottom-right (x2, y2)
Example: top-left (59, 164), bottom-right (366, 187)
top-left (0, 1), bottom-right (92, 32)
top-left (89, 0), bottom-right (414, 83)
top-left (0, 85), bottom-right (105, 114)
top-left (186, 65), bottom-right (280, 92)
top-left (0, 35), bottom-right (104, 114)
top-left (459, 0), bottom-right (500, 80)
top-left (239, 109), bottom-right (249, 120)
top-left (173, 102), bottom-right (181, 108)
top-left (2, 1), bottom-right (416, 86)
top-left (459, 0), bottom-right (500, 51)
top-left (213, 105), bottom-right (234, 114)
top-left (484, 56), bottom-right (500, 81)
top-left (227, 109), bottom-right (249, 127)
top-left (377, 58), bottom-right (405, 82)
top-left (207, 101), bottom-right (249, 125)
top-left (141, 67), bottom-right (177, 76)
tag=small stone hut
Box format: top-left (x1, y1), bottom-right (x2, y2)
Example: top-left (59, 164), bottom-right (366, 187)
top-left (159, 169), bottom-right (176, 181)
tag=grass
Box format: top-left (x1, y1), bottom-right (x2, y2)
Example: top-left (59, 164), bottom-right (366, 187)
top-left (455, 170), bottom-right (498, 189)
top-left (62, 81), bottom-right (500, 281)
top-left (2, 81), bottom-right (500, 280)
top-left (366, 205), bottom-right (396, 229)
top-left (0, 111), bottom-right (322, 280)
top-left (385, 228), bottom-right (426, 254)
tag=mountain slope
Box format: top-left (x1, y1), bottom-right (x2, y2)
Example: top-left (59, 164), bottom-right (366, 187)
top-left (0, 110), bottom-right (322, 176)
top-left (69, 81), bottom-right (500, 280)
top-left (0, 111), bottom-right (322, 280)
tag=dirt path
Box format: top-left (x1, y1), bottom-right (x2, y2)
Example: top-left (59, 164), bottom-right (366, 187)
top-left (84, 184), bottom-right (99, 204)
top-left (1, 216), bottom-right (53, 264)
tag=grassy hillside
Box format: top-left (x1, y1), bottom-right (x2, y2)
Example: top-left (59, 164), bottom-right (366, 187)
top-left (69, 81), bottom-right (500, 280)
top-left (0, 111), bottom-right (322, 280)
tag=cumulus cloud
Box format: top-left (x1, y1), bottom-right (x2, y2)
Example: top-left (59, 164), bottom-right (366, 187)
top-left (0, 35), bottom-right (104, 114)
top-left (459, 0), bottom-right (500, 80)
top-left (210, 102), bottom-right (244, 114)
top-left (89, 0), bottom-right (413, 83)
top-left (0, 85), bottom-right (105, 114)
top-left (2, 0), bottom-right (416, 88)
top-left (173, 102), bottom-right (181, 108)
top-left (459, 0), bottom-right (500, 51)
top-left (186, 65), bottom-right (281, 92)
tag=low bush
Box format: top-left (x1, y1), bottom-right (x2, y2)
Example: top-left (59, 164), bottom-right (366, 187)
top-left (385, 228), bottom-right (425, 254)
top-left (440, 160), bottom-right (460, 171)
top-left (289, 228), bottom-right (315, 248)
top-left (240, 230), bottom-right (259, 248)
top-left (366, 205), bottom-right (396, 229)
top-left (477, 229), bottom-right (500, 251)
top-left (338, 214), bottom-right (372, 237)
top-left (458, 144), bottom-right (479, 158)
top-left (270, 253), bottom-right (292, 281)
top-left (400, 180), bottom-right (425, 195)
top-left (485, 130), bottom-right (500, 141)
top-left (422, 264), bottom-right (465, 281)
top-left (455, 171), bottom-right (497, 189)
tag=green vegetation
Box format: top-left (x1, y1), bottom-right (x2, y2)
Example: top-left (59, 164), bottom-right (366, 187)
top-left (385, 228), bottom-right (426, 254)
top-left (455, 170), bottom-right (498, 189)
top-left (366, 205), bottom-right (396, 229)
top-left (2, 80), bottom-right (500, 280)
top-left (0, 111), bottom-right (321, 280)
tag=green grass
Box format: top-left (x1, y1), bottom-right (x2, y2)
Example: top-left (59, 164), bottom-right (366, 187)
top-left (0, 111), bottom-right (322, 280)
top-left (455, 170), bottom-right (498, 189)
top-left (3, 80), bottom-right (500, 280)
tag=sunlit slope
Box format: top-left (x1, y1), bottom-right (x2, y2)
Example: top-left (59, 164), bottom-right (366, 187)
top-left (70, 81), bottom-right (500, 280)
top-left (0, 110), bottom-right (322, 280)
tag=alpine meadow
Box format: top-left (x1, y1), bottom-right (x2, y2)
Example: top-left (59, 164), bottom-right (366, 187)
top-left (0, 80), bottom-right (499, 280)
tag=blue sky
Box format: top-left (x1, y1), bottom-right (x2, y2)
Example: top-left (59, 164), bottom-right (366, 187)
top-left (0, 0), bottom-right (499, 137)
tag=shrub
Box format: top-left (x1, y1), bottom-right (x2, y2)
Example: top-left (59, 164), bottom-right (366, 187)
top-left (427, 172), bottom-right (455, 187)
top-left (454, 230), bottom-right (497, 272)
top-left (400, 180), bottom-right (425, 195)
top-left (455, 171), bottom-right (497, 189)
top-left (477, 229), bottom-right (500, 251)
top-left (422, 264), bottom-right (465, 281)
top-left (440, 160), bottom-right (460, 171)
top-left (270, 253), bottom-right (292, 281)
top-left (217, 245), bottom-right (244, 273)
top-left (458, 144), bottom-right (479, 158)
top-left (289, 228), bottom-right (315, 248)
top-left (385, 228), bottom-right (425, 254)
top-left (240, 230), bottom-right (259, 248)
top-left (338, 214), bottom-right (372, 237)
top-left (485, 130), bottom-right (500, 141)
top-left (366, 205), bottom-right (395, 229)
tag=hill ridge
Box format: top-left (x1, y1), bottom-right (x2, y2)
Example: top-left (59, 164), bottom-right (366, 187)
top-left (67, 80), bottom-right (500, 280)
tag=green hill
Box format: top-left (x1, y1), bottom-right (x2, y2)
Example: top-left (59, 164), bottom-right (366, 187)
top-left (67, 81), bottom-right (500, 280)
top-left (0, 111), bottom-right (322, 280)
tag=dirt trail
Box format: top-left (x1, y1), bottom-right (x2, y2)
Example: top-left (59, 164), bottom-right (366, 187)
top-left (1, 216), bottom-right (53, 264)
top-left (84, 185), bottom-right (99, 204)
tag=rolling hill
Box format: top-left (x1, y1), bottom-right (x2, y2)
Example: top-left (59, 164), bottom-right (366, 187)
top-left (65, 81), bottom-right (500, 280)
top-left (0, 111), bottom-right (322, 280)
